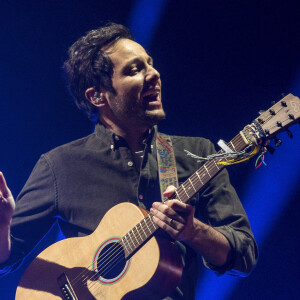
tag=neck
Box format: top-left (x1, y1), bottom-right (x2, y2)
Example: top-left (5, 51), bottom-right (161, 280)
top-left (100, 117), bottom-right (150, 152)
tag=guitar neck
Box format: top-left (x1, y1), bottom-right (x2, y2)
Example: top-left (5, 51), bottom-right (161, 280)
top-left (121, 213), bottom-right (158, 258)
top-left (170, 131), bottom-right (249, 204)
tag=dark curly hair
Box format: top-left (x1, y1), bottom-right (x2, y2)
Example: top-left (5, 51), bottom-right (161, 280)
top-left (63, 23), bottom-right (134, 122)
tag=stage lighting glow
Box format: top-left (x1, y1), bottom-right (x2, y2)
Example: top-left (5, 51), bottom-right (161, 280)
top-left (128, 0), bottom-right (169, 48)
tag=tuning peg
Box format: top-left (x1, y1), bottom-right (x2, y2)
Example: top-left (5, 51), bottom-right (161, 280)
top-left (286, 129), bottom-right (293, 138)
top-left (274, 136), bottom-right (282, 147)
top-left (258, 110), bottom-right (265, 115)
top-left (266, 145), bottom-right (275, 154)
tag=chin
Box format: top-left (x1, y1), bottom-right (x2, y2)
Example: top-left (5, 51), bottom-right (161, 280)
top-left (143, 109), bottom-right (166, 126)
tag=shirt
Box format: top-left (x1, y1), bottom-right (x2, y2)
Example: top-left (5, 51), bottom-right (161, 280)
top-left (7, 123), bottom-right (258, 299)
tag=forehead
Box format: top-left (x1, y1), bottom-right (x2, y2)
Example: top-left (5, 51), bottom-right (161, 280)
top-left (107, 39), bottom-right (150, 68)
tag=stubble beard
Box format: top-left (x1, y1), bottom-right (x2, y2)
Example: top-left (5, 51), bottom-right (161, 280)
top-left (111, 96), bottom-right (166, 129)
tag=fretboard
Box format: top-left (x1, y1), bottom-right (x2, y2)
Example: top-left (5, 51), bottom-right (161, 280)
top-left (120, 213), bottom-right (158, 258)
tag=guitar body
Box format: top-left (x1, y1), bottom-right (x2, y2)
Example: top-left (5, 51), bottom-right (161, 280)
top-left (15, 202), bottom-right (183, 299)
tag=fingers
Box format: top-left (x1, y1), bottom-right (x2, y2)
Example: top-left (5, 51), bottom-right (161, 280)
top-left (151, 201), bottom-right (186, 225)
top-left (151, 214), bottom-right (180, 238)
top-left (0, 172), bottom-right (9, 198)
top-left (162, 185), bottom-right (176, 198)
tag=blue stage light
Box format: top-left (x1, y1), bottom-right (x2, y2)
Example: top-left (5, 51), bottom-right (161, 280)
top-left (128, 0), bottom-right (169, 48)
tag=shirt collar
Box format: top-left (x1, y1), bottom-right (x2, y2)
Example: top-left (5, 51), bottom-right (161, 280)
top-left (94, 122), bottom-right (157, 150)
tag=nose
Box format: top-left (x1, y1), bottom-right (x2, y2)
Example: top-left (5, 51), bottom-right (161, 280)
top-left (145, 65), bottom-right (160, 84)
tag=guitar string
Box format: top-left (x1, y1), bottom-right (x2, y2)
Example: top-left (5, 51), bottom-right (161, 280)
top-left (71, 215), bottom-right (158, 294)
top-left (68, 214), bottom-right (154, 286)
top-left (259, 104), bottom-right (287, 128)
top-left (86, 214), bottom-right (163, 295)
top-left (70, 214), bottom-right (157, 289)
top-left (70, 131), bottom-right (250, 293)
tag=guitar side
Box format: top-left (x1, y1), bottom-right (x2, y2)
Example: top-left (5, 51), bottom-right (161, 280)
top-left (15, 202), bottom-right (183, 299)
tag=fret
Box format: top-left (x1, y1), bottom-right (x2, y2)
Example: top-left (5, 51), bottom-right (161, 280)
top-left (175, 190), bottom-right (183, 202)
top-left (139, 221), bottom-right (147, 238)
top-left (121, 238), bottom-right (129, 254)
top-left (204, 165), bottom-right (212, 178)
top-left (181, 184), bottom-right (190, 198)
top-left (144, 217), bottom-right (151, 234)
top-left (196, 170), bottom-right (204, 185)
top-left (230, 141), bottom-right (237, 152)
top-left (189, 178), bottom-right (197, 192)
top-left (149, 215), bottom-right (158, 230)
top-left (133, 229), bottom-right (140, 246)
top-left (124, 234), bottom-right (133, 252)
top-left (213, 160), bottom-right (220, 170)
top-left (135, 224), bottom-right (143, 241)
top-left (128, 231), bottom-right (137, 248)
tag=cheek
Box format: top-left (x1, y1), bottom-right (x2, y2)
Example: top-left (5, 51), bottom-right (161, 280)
top-left (124, 77), bottom-right (144, 96)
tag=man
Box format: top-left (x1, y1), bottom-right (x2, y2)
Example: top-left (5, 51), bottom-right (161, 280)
top-left (0, 23), bottom-right (258, 299)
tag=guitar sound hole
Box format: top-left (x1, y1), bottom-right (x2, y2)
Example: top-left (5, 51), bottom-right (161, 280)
top-left (96, 242), bottom-right (126, 280)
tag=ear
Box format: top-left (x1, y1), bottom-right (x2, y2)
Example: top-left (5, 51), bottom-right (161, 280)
top-left (85, 87), bottom-right (107, 107)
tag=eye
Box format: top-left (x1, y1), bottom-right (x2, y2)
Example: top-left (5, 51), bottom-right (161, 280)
top-left (129, 67), bottom-right (139, 75)
top-left (128, 62), bottom-right (145, 76)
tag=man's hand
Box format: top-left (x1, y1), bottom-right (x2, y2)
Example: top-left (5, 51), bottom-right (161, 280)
top-left (150, 185), bottom-right (196, 242)
top-left (151, 185), bottom-right (231, 266)
top-left (0, 172), bottom-right (15, 229)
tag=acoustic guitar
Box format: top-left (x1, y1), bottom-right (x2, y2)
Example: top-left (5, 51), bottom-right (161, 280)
top-left (15, 94), bottom-right (300, 299)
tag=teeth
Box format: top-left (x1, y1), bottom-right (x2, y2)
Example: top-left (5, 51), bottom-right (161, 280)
top-left (144, 91), bottom-right (159, 97)
top-left (143, 87), bottom-right (160, 96)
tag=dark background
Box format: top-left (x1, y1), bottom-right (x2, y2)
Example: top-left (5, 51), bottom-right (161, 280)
top-left (0, 1), bottom-right (299, 299)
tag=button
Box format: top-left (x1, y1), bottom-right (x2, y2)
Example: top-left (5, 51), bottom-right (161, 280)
top-left (114, 135), bottom-right (120, 141)
top-left (138, 194), bottom-right (143, 200)
top-left (128, 161), bottom-right (133, 167)
top-left (110, 145), bottom-right (114, 150)
top-left (151, 145), bottom-right (154, 149)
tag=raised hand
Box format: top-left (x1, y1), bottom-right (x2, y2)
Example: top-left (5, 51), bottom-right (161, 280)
top-left (0, 172), bottom-right (15, 229)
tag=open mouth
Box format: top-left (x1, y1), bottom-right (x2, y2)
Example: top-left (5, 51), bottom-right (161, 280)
top-left (142, 86), bottom-right (161, 104)
top-left (143, 91), bottom-right (160, 102)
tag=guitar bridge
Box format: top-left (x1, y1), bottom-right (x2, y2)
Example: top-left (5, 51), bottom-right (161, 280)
top-left (57, 272), bottom-right (78, 300)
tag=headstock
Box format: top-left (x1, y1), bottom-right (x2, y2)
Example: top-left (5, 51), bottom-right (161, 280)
top-left (248, 94), bottom-right (300, 145)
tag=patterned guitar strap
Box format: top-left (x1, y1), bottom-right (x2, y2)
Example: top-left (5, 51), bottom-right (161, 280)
top-left (156, 132), bottom-right (179, 203)
top-left (156, 133), bottom-right (185, 298)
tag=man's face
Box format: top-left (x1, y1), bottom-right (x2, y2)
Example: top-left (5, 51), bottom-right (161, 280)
top-left (103, 39), bottom-right (165, 129)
